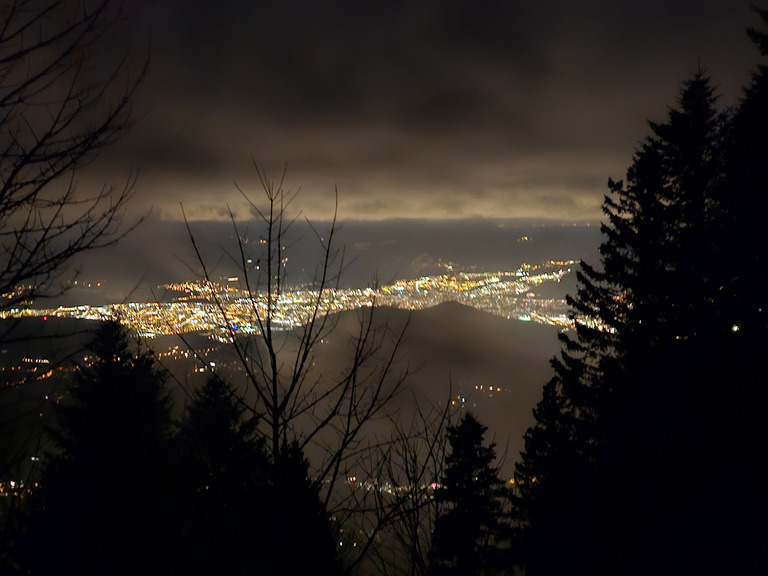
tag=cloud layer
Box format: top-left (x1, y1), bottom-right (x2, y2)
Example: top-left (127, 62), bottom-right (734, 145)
top-left (89, 0), bottom-right (758, 221)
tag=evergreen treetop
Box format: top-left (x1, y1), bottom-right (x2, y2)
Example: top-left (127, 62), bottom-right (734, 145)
top-left (429, 412), bottom-right (508, 576)
top-left (21, 321), bottom-right (177, 576)
top-left (513, 61), bottom-right (763, 575)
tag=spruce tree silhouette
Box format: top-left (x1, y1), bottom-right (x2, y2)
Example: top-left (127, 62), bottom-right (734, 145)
top-left (594, 71), bottom-right (734, 576)
top-left (429, 412), bottom-right (508, 576)
top-left (177, 376), bottom-right (340, 575)
top-left (268, 440), bottom-right (341, 576)
top-left (729, 5), bottom-right (768, 338)
top-left (513, 66), bottom-right (753, 576)
top-left (20, 321), bottom-right (176, 576)
top-left (176, 375), bottom-right (271, 575)
top-left (718, 5), bottom-right (768, 571)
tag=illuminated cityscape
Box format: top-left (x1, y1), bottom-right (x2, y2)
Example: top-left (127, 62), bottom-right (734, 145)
top-left (0, 261), bottom-right (577, 340)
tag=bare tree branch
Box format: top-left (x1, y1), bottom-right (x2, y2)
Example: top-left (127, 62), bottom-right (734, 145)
top-left (0, 0), bottom-right (147, 310)
top-left (178, 168), bottom-right (463, 573)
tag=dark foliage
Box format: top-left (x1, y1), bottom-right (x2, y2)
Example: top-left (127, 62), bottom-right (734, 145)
top-left (513, 12), bottom-right (768, 575)
top-left (268, 440), bottom-right (341, 576)
top-left (175, 374), bottom-right (270, 575)
top-left (5, 324), bottom-right (342, 575)
top-left (17, 321), bottom-right (176, 576)
top-left (175, 376), bottom-right (340, 576)
top-left (429, 412), bottom-right (509, 576)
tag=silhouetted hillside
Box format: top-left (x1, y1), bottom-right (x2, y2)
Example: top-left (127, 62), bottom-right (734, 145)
top-left (307, 302), bottom-right (561, 476)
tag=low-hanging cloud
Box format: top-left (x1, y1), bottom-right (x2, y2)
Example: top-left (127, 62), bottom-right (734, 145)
top-left (85, 0), bottom-right (757, 222)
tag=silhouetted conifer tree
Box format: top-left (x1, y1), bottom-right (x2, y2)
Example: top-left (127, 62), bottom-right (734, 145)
top-left (176, 377), bottom-right (340, 575)
top-left (19, 321), bottom-right (176, 576)
top-left (429, 412), bottom-right (508, 576)
top-left (728, 5), bottom-right (768, 335)
top-left (512, 64), bottom-right (759, 575)
top-left (176, 374), bottom-right (270, 575)
top-left (717, 5), bottom-right (768, 571)
top-left (269, 440), bottom-right (340, 576)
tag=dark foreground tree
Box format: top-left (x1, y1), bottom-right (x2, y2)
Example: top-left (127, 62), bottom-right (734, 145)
top-left (176, 375), bottom-right (340, 575)
top-left (16, 321), bottom-right (176, 576)
top-left (513, 21), bottom-right (768, 573)
top-left (717, 5), bottom-right (768, 570)
top-left (728, 4), bottom-right (768, 337)
top-left (429, 412), bottom-right (509, 576)
top-left (175, 374), bottom-right (270, 575)
top-left (7, 323), bottom-right (341, 576)
top-left (268, 440), bottom-right (341, 576)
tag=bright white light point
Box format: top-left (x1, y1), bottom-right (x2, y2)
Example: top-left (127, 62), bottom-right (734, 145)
top-left (732, 324), bottom-right (740, 332)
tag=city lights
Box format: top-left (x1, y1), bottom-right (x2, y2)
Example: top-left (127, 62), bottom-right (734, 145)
top-left (0, 262), bottom-right (577, 339)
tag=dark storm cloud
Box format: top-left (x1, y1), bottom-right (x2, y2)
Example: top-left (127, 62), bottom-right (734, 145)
top-left (90, 0), bottom-right (758, 221)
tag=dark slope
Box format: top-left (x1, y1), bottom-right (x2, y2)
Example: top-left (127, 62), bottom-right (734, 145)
top-left (310, 302), bottom-right (562, 475)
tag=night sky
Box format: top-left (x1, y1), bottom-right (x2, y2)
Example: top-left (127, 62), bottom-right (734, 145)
top-left (87, 0), bottom-right (759, 224)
